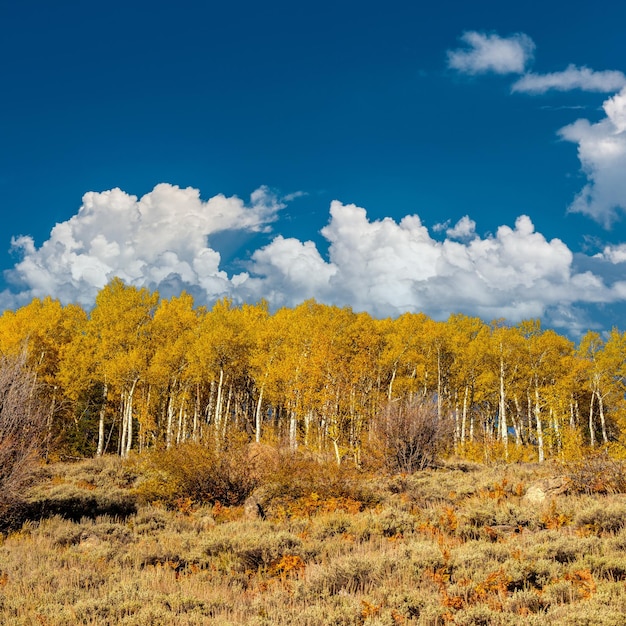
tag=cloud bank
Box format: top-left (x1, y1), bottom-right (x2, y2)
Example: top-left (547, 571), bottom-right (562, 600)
top-left (3, 184), bottom-right (626, 333)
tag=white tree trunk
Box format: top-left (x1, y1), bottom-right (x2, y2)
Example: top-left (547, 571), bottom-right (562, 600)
top-left (535, 383), bottom-right (544, 463)
top-left (499, 350), bottom-right (508, 459)
top-left (96, 381), bottom-right (108, 457)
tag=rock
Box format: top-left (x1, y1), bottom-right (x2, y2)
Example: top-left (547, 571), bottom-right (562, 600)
top-left (244, 494), bottom-right (266, 520)
top-left (523, 476), bottom-right (569, 505)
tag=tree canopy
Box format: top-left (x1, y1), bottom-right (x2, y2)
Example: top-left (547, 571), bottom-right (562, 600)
top-left (1, 282), bottom-right (625, 464)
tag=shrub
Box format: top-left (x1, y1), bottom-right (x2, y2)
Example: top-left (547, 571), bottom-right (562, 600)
top-left (305, 554), bottom-right (393, 596)
top-left (372, 398), bottom-right (449, 473)
top-left (575, 501), bottom-right (626, 535)
top-left (135, 440), bottom-right (257, 507)
top-left (259, 450), bottom-right (378, 518)
top-left (584, 555), bottom-right (626, 581)
top-left (25, 484), bottom-right (137, 522)
top-left (565, 451), bottom-right (626, 494)
top-left (0, 353), bottom-right (49, 532)
top-left (235, 530), bottom-right (303, 572)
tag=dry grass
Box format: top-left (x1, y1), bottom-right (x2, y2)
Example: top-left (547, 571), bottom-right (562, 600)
top-left (3, 453), bottom-right (626, 625)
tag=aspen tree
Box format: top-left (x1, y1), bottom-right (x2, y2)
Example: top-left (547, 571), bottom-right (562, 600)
top-left (578, 329), bottom-right (626, 447)
top-left (519, 321), bottom-right (574, 461)
top-left (84, 279), bottom-right (158, 457)
top-left (0, 298), bottom-right (87, 455)
top-left (446, 314), bottom-right (488, 449)
top-left (149, 293), bottom-right (200, 447)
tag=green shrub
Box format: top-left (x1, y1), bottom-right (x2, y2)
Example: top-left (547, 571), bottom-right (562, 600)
top-left (314, 512), bottom-right (354, 540)
top-left (504, 589), bottom-right (548, 615)
top-left (235, 530), bottom-right (303, 572)
top-left (369, 508), bottom-right (417, 538)
top-left (305, 553), bottom-right (394, 596)
top-left (575, 501), bottom-right (626, 535)
top-left (584, 555), bottom-right (626, 581)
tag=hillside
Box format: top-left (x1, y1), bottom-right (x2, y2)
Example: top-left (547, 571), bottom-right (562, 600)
top-left (2, 451), bottom-right (626, 625)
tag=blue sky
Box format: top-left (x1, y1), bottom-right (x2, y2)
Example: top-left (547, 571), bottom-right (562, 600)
top-left (1, 0), bottom-right (626, 336)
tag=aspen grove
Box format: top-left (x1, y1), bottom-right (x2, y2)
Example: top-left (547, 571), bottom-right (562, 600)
top-left (1, 278), bottom-right (625, 464)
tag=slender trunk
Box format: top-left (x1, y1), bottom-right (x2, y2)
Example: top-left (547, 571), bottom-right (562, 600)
top-left (453, 392), bottom-right (460, 450)
top-left (97, 381), bottom-right (108, 457)
top-left (535, 383), bottom-right (544, 463)
top-left (166, 380), bottom-right (176, 449)
top-left (388, 367), bottom-right (396, 403)
top-left (222, 384), bottom-right (233, 439)
top-left (176, 400), bottom-right (184, 444)
top-left (289, 409), bottom-right (297, 451)
top-left (588, 392), bottom-right (596, 447)
top-left (513, 395), bottom-right (522, 446)
top-left (597, 390), bottom-right (608, 445)
top-left (182, 400), bottom-right (188, 442)
top-left (552, 407), bottom-right (561, 455)
top-left (192, 386), bottom-right (199, 442)
top-left (205, 380), bottom-right (215, 426)
top-left (437, 349), bottom-right (442, 421)
top-left (141, 385), bottom-right (151, 453)
top-left (332, 438), bottom-right (341, 466)
top-left (499, 350), bottom-right (508, 459)
top-left (215, 369), bottom-right (224, 441)
top-left (123, 379), bottom-right (138, 457)
top-left (461, 384), bottom-right (469, 447)
top-left (255, 385), bottom-right (265, 443)
top-left (304, 409), bottom-right (313, 449)
top-left (197, 383), bottom-right (203, 440)
top-left (120, 392), bottom-right (127, 457)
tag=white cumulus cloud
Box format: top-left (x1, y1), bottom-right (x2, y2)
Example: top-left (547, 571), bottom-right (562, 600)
top-left (446, 216), bottom-right (476, 240)
top-left (447, 31), bottom-right (535, 75)
top-left (245, 202), bottom-right (621, 326)
top-left (595, 243), bottom-right (626, 264)
top-left (559, 87), bottom-right (626, 227)
top-left (512, 65), bottom-right (626, 94)
top-left (3, 183), bottom-right (286, 307)
top-left (3, 187), bottom-right (626, 333)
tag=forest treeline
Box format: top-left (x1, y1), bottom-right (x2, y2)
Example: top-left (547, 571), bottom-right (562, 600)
top-left (1, 277), bottom-right (625, 464)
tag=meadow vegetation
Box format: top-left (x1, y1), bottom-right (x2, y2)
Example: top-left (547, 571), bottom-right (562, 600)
top-left (3, 446), bottom-right (626, 625)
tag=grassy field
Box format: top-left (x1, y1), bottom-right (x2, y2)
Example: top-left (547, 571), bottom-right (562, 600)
top-left (2, 450), bottom-right (626, 625)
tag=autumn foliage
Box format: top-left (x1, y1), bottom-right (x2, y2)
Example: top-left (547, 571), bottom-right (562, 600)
top-left (0, 279), bottom-right (625, 467)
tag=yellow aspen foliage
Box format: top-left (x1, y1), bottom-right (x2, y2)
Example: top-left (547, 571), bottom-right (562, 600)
top-left (2, 282), bottom-right (626, 465)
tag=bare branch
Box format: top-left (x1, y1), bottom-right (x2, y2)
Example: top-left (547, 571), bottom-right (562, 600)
top-left (0, 352), bottom-right (48, 530)
top-left (375, 398), bottom-right (448, 473)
